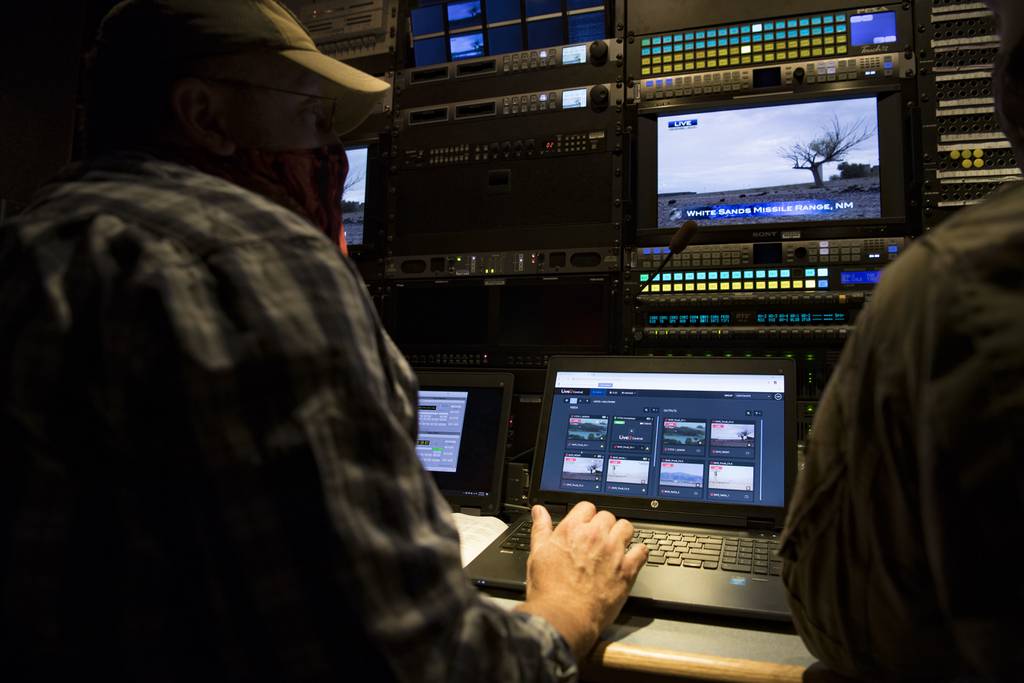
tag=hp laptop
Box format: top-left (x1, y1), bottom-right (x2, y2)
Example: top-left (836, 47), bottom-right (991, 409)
top-left (465, 356), bottom-right (796, 620)
top-left (416, 371), bottom-right (514, 516)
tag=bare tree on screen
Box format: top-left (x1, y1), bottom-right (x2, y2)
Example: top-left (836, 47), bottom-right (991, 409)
top-left (778, 116), bottom-right (875, 188)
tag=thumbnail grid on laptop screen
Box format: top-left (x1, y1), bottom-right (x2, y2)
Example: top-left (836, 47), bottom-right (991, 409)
top-left (538, 372), bottom-right (786, 507)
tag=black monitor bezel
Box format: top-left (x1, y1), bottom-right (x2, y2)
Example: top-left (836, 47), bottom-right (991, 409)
top-left (635, 84), bottom-right (909, 246)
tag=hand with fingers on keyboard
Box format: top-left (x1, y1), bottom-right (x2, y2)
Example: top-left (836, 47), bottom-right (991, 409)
top-left (513, 502), bottom-right (648, 660)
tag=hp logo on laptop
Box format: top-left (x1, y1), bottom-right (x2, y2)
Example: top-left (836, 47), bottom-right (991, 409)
top-left (650, 500), bottom-right (660, 509)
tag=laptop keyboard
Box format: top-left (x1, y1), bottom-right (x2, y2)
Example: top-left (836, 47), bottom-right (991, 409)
top-left (501, 523), bottom-right (782, 576)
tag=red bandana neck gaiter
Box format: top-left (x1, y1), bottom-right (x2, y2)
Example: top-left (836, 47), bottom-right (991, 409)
top-left (176, 144), bottom-right (350, 255)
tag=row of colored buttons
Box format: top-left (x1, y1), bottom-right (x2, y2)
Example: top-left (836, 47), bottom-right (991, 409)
top-left (640, 14), bottom-right (848, 46)
top-left (641, 45), bottom-right (849, 75)
top-left (641, 24), bottom-right (847, 55)
top-left (643, 35), bottom-right (847, 62)
top-left (641, 268), bottom-right (829, 281)
top-left (643, 280), bottom-right (830, 292)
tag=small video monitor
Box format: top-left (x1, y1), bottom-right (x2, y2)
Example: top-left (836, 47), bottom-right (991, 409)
top-left (656, 97), bottom-right (882, 227)
top-left (342, 146), bottom-right (368, 247)
top-left (447, 0), bottom-right (483, 30)
top-left (449, 31), bottom-right (485, 60)
top-left (561, 43), bottom-right (588, 65)
top-left (414, 36), bottom-right (448, 65)
top-left (562, 87), bottom-right (587, 109)
top-left (488, 23), bottom-right (523, 54)
top-left (486, 0), bottom-right (521, 23)
top-left (527, 16), bottom-right (563, 48)
top-left (568, 10), bottom-right (604, 43)
top-left (850, 12), bottom-right (897, 46)
top-left (410, 4), bottom-right (445, 36)
top-left (526, 0), bottom-right (561, 17)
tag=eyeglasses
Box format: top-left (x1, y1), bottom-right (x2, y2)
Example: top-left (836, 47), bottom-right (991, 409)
top-left (202, 77), bottom-right (337, 132)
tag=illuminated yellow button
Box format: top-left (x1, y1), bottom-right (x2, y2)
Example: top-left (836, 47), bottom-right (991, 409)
top-left (697, 283), bottom-right (707, 291)
top-left (805, 279), bottom-right (816, 289)
top-left (824, 47), bottom-right (835, 55)
top-left (654, 56), bottom-right (663, 63)
top-left (642, 57), bottom-right (651, 65)
top-left (962, 159), bottom-right (973, 169)
top-left (780, 281), bottom-right (791, 289)
top-left (837, 34), bottom-right (847, 43)
top-left (775, 41), bottom-right (786, 50)
top-left (799, 49), bottom-right (810, 57)
top-left (792, 280), bottom-right (803, 289)
top-left (705, 48), bottom-right (715, 57)
top-left (652, 284), bottom-right (662, 292)
top-left (812, 37), bottom-right (822, 46)
top-left (696, 60), bottom-right (706, 68)
top-left (744, 282), bottom-right (754, 290)
top-left (973, 149), bottom-right (985, 158)
top-left (730, 56), bottom-right (740, 65)
top-left (684, 61), bottom-right (694, 70)
top-left (753, 44), bottom-right (763, 52)
top-left (787, 50), bottom-right (798, 59)
top-left (812, 48), bottom-right (823, 56)
top-left (824, 36), bottom-right (835, 44)
top-left (709, 283), bottom-right (719, 291)
top-left (685, 283), bottom-right (695, 292)
top-left (730, 46), bottom-right (740, 55)
top-left (653, 66), bottom-right (663, 73)
top-left (753, 54), bottom-right (763, 62)
top-left (788, 40), bottom-right (799, 49)
top-left (974, 158), bottom-right (986, 168)
top-left (800, 39), bottom-right (810, 47)
top-left (768, 281), bottom-right (779, 290)
top-left (707, 59), bottom-right (717, 67)
top-left (674, 54), bottom-right (684, 62)
top-left (764, 53), bottom-right (775, 62)
top-left (741, 55), bottom-right (751, 64)
top-left (696, 50), bottom-right (706, 58)
top-left (950, 150), bottom-right (961, 160)
top-left (641, 68), bottom-right (651, 75)
top-left (673, 284), bottom-right (683, 292)
top-left (719, 282), bottom-right (731, 291)
top-left (838, 45), bottom-right (847, 54)
top-left (684, 52), bottom-right (694, 61)
top-left (755, 281), bottom-right (766, 290)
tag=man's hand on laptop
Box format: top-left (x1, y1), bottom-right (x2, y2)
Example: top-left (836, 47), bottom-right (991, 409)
top-left (514, 501), bottom-right (648, 660)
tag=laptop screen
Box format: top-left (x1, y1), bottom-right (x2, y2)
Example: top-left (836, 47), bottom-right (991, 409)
top-left (417, 385), bottom-right (506, 502)
top-left (538, 371), bottom-right (787, 508)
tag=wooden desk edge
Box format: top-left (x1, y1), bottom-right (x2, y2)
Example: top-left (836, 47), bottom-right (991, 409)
top-left (584, 640), bottom-right (807, 683)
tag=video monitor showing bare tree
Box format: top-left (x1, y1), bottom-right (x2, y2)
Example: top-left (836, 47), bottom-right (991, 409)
top-left (657, 97), bottom-right (880, 227)
top-left (342, 146), bottom-right (367, 246)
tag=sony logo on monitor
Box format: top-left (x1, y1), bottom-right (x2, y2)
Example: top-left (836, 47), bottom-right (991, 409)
top-left (752, 231), bottom-right (779, 238)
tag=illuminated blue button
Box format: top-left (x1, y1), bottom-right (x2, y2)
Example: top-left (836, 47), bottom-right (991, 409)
top-left (753, 34), bottom-right (762, 42)
top-left (768, 269), bottom-right (779, 278)
top-left (812, 27), bottom-right (822, 35)
top-left (818, 279), bottom-right (828, 288)
top-left (653, 36), bottom-right (662, 44)
top-left (674, 272), bottom-right (683, 281)
top-left (685, 272), bottom-right (695, 281)
top-left (888, 245), bottom-right (899, 253)
top-left (836, 13), bottom-right (845, 21)
top-left (696, 40), bottom-right (706, 48)
top-left (729, 26), bottom-right (739, 35)
top-left (730, 37), bottom-right (739, 45)
top-left (653, 47), bottom-right (662, 54)
top-left (799, 18), bottom-right (810, 26)
top-left (720, 271), bottom-right (729, 279)
top-left (684, 42), bottom-right (694, 50)
top-left (837, 23), bottom-right (846, 32)
top-left (696, 31), bottom-right (705, 39)
top-left (642, 248), bottom-right (652, 255)
top-left (788, 29), bottom-right (798, 38)
top-left (656, 79), bottom-right (663, 86)
top-left (640, 274), bottom-right (649, 282)
top-left (718, 28), bottom-right (728, 37)
top-left (805, 268), bottom-right (816, 277)
top-left (708, 39), bottom-right (717, 47)
top-left (824, 25), bottom-right (834, 34)
top-left (741, 25), bottom-right (751, 33)
top-left (765, 32), bottom-right (774, 40)
top-left (674, 34), bottom-right (683, 41)
top-left (800, 28), bottom-right (810, 37)
top-left (684, 32), bottom-right (694, 40)
top-left (744, 270), bottom-right (754, 279)
top-left (674, 44), bottom-right (683, 51)
top-left (781, 269), bottom-right (791, 278)
top-left (645, 81), bottom-right (654, 87)
top-left (817, 268), bottom-right (828, 276)
top-left (709, 272), bottom-right (718, 280)
top-left (756, 270), bottom-right (766, 278)
top-left (697, 272), bottom-right (707, 280)
top-left (811, 16), bottom-right (822, 25)
top-left (787, 19), bottom-right (797, 27)
top-left (741, 35), bottom-right (751, 43)
top-left (642, 48), bottom-right (650, 55)
top-left (642, 38), bottom-right (651, 46)
top-left (823, 15), bottom-right (834, 23)
top-left (732, 271), bottom-right (741, 279)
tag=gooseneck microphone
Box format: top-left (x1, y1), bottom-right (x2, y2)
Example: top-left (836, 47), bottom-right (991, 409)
top-left (637, 220), bottom-right (699, 294)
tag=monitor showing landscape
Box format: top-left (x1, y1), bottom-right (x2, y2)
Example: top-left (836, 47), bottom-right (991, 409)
top-left (656, 97), bottom-right (881, 228)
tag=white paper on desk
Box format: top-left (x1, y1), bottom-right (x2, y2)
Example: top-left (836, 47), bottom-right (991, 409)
top-left (452, 513), bottom-right (509, 567)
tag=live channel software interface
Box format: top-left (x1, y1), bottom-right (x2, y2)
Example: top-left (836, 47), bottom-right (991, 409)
top-left (342, 146), bottom-right (368, 247)
top-left (539, 372), bottom-right (786, 507)
top-left (416, 386), bottom-right (504, 499)
top-left (657, 97), bottom-right (881, 228)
